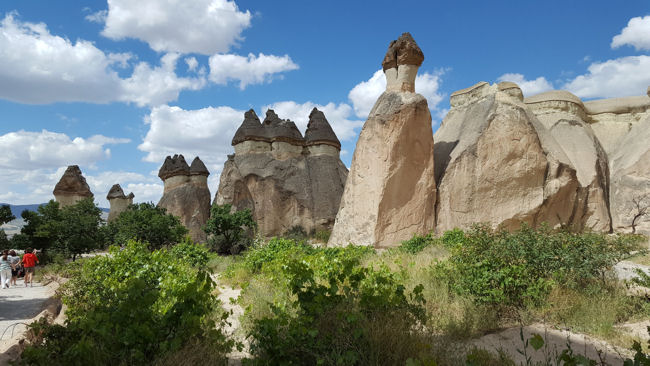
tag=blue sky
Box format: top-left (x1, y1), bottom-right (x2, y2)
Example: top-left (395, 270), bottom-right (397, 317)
top-left (0, 0), bottom-right (649, 207)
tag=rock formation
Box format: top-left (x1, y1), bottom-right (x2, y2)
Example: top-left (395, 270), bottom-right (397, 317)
top-left (609, 114), bottom-right (650, 235)
top-left (106, 184), bottom-right (134, 222)
top-left (328, 32), bottom-right (436, 248)
top-left (53, 165), bottom-right (93, 207)
top-left (158, 155), bottom-right (211, 242)
top-left (525, 90), bottom-right (611, 232)
top-left (434, 82), bottom-right (583, 232)
top-left (215, 108), bottom-right (348, 236)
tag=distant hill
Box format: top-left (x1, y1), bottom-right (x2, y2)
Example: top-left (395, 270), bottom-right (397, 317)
top-left (0, 203), bottom-right (109, 217)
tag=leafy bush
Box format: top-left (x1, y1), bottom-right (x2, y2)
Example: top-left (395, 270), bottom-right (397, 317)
top-left (282, 225), bottom-right (309, 242)
top-left (441, 224), bottom-right (642, 306)
top-left (105, 202), bottom-right (188, 250)
top-left (19, 241), bottom-right (232, 366)
top-left (400, 233), bottom-right (435, 254)
top-left (204, 204), bottom-right (256, 255)
top-left (246, 256), bottom-right (429, 365)
top-left (170, 237), bottom-right (211, 268)
top-left (313, 229), bottom-right (331, 243)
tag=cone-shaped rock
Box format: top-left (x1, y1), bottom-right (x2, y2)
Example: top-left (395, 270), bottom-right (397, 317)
top-left (158, 155), bottom-right (211, 242)
top-left (53, 165), bottom-right (93, 207)
top-left (106, 184), bottom-right (134, 222)
top-left (216, 109), bottom-right (348, 236)
top-left (328, 33), bottom-right (436, 248)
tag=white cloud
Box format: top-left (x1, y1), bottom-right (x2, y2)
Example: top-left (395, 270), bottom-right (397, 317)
top-left (0, 130), bottom-right (129, 170)
top-left (347, 69), bottom-right (446, 119)
top-left (85, 10), bottom-right (108, 24)
top-left (0, 13), bottom-right (206, 106)
top-left (563, 55), bottom-right (650, 99)
top-left (263, 101), bottom-right (363, 142)
top-left (496, 73), bottom-right (554, 96)
top-left (185, 57), bottom-right (199, 72)
top-left (101, 0), bottom-right (251, 55)
top-left (138, 105), bottom-right (245, 176)
top-left (120, 53), bottom-right (206, 107)
top-left (611, 15), bottom-right (650, 51)
top-left (209, 53), bottom-right (298, 89)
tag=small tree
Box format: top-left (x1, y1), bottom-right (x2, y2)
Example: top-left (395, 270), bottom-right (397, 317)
top-left (106, 202), bottom-right (188, 250)
top-left (630, 193), bottom-right (650, 234)
top-left (0, 204), bottom-right (15, 225)
top-left (204, 204), bottom-right (256, 255)
top-left (57, 198), bottom-right (105, 260)
top-left (20, 201), bottom-right (61, 251)
top-left (0, 205), bottom-right (15, 246)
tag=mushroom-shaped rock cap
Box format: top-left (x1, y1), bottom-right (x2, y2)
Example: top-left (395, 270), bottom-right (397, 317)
top-left (158, 154), bottom-right (190, 180)
top-left (190, 156), bottom-right (210, 176)
top-left (53, 165), bottom-right (93, 197)
top-left (305, 108), bottom-right (341, 149)
top-left (232, 109), bottom-right (266, 145)
top-left (106, 184), bottom-right (127, 200)
top-left (382, 32), bottom-right (424, 71)
top-left (263, 109), bottom-right (304, 143)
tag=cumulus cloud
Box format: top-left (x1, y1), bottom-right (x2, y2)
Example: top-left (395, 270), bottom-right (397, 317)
top-left (348, 69), bottom-right (445, 119)
top-left (0, 130), bottom-right (129, 170)
top-left (85, 9), bottom-right (107, 24)
top-left (496, 73), bottom-right (554, 96)
top-left (101, 0), bottom-right (251, 55)
top-left (262, 101), bottom-right (363, 141)
top-left (0, 13), bottom-right (207, 106)
top-left (209, 53), bottom-right (299, 89)
top-left (563, 55), bottom-right (650, 99)
top-left (611, 16), bottom-right (650, 51)
top-left (120, 53), bottom-right (206, 106)
top-left (138, 105), bottom-right (245, 175)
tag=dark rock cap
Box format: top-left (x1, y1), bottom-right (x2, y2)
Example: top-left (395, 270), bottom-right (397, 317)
top-left (305, 108), bottom-right (341, 149)
top-left (53, 165), bottom-right (93, 197)
top-left (231, 109), bottom-right (305, 146)
top-left (106, 184), bottom-right (126, 200)
top-left (158, 154), bottom-right (190, 180)
top-left (232, 109), bottom-right (266, 145)
top-left (190, 156), bottom-right (210, 176)
top-left (382, 32), bottom-right (424, 71)
top-left (106, 184), bottom-right (134, 200)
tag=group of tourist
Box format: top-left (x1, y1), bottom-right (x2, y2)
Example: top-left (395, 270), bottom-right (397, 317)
top-left (0, 248), bottom-right (39, 288)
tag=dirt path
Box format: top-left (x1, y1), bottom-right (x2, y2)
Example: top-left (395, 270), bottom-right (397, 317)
top-left (473, 323), bottom-right (631, 365)
top-left (212, 275), bottom-right (250, 365)
top-left (0, 280), bottom-right (56, 347)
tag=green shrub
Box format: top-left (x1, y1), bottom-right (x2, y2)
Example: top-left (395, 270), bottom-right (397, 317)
top-left (313, 229), bottom-right (331, 243)
top-left (441, 224), bottom-right (642, 306)
top-left (19, 241), bottom-right (232, 366)
top-left (204, 204), bottom-right (256, 255)
top-left (282, 225), bottom-right (309, 242)
top-left (105, 202), bottom-right (188, 250)
top-left (400, 233), bottom-right (435, 254)
top-left (170, 237), bottom-right (211, 268)
top-left (246, 257), bottom-right (429, 365)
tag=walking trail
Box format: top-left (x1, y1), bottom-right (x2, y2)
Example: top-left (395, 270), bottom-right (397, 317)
top-left (212, 274), bottom-right (250, 365)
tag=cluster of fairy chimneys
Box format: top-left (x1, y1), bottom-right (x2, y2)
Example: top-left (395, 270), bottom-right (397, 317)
top-left (231, 108), bottom-right (341, 158)
top-left (158, 154), bottom-right (210, 185)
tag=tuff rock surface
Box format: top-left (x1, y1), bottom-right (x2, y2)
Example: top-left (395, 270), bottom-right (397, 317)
top-left (106, 184), bottom-right (134, 222)
top-left (215, 108), bottom-right (347, 236)
top-left (328, 33), bottom-right (436, 248)
top-left (158, 155), bottom-right (211, 242)
top-left (434, 82), bottom-right (584, 232)
top-left (53, 165), bottom-right (93, 207)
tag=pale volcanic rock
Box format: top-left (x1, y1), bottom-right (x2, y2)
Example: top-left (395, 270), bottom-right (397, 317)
top-left (328, 33), bottom-right (436, 248)
top-left (435, 82), bottom-right (583, 232)
top-left (53, 165), bottom-right (93, 207)
top-left (215, 108), bottom-right (347, 236)
top-left (106, 184), bottom-right (134, 222)
top-left (525, 90), bottom-right (612, 232)
top-left (157, 155), bottom-right (211, 242)
top-left (609, 115), bottom-right (650, 235)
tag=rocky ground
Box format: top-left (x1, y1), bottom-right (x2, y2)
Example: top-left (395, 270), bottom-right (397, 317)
top-left (213, 275), bottom-right (250, 365)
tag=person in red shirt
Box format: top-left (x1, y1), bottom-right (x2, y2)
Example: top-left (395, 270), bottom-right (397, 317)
top-left (21, 248), bottom-right (39, 287)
